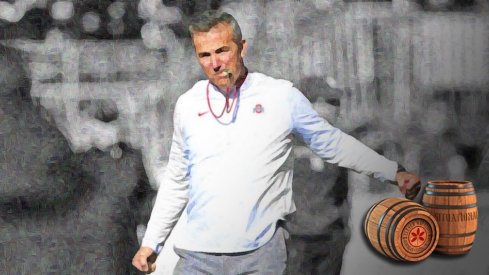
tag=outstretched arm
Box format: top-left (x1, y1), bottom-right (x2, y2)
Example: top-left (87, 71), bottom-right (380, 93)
top-left (290, 87), bottom-right (419, 194)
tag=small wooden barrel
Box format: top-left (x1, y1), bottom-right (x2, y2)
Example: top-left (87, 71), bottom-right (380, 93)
top-left (422, 180), bottom-right (478, 255)
top-left (364, 197), bottom-right (439, 262)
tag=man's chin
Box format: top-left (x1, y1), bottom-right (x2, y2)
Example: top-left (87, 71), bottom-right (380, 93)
top-left (210, 79), bottom-right (229, 90)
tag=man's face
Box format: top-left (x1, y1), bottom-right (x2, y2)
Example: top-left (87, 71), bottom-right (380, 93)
top-left (192, 22), bottom-right (246, 91)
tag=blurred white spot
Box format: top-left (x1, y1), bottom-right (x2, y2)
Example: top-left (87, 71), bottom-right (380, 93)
top-left (107, 1), bottom-right (126, 20)
top-left (140, 22), bottom-right (163, 49)
top-left (309, 155), bottom-right (325, 172)
top-left (110, 144), bottom-right (123, 159)
top-left (58, 117), bottom-right (119, 153)
top-left (44, 28), bottom-right (72, 54)
top-left (313, 0), bottom-right (334, 10)
top-left (141, 23), bottom-right (176, 50)
top-left (326, 76), bottom-right (337, 88)
top-left (420, 102), bottom-right (449, 135)
top-left (29, 62), bottom-right (59, 80)
top-left (138, 0), bottom-right (159, 18)
top-left (136, 224), bottom-right (147, 245)
top-left (50, 1), bottom-right (74, 21)
top-left (45, 27), bottom-right (64, 42)
top-left (138, 0), bottom-right (181, 24)
top-left (294, 146), bottom-right (311, 159)
top-left (220, 1), bottom-right (262, 49)
top-left (0, 2), bottom-right (23, 22)
top-left (82, 11), bottom-right (101, 33)
top-left (108, 19), bottom-right (125, 36)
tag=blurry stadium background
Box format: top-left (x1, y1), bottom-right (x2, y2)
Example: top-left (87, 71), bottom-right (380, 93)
top-left (1, 0), bottom-right (489, 274)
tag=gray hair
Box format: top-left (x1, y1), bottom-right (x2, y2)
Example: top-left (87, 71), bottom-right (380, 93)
top-left (188, 10), bottom-right (243, 45)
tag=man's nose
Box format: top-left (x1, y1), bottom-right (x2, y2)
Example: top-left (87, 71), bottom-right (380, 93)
top-left (211, 55), bottom-right (221, 72)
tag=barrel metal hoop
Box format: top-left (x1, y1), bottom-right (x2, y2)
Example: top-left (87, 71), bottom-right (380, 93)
top-left (385, 204), bottom-right (420, 260)
top-left (365, 198), bottom-right (388, 236)
top-left (424, 190), bottom-right (475, 196)
top-left (436, 243), bottom-right (473, 249)
top-left (422, 203), bottom-right (477, 209)
top-left (390, 207), bottom-right (434, 260)
top-left (439, 231), bottom-right (477, 238)
top-left (426, 184), bottom-right (473, 189)
top-left (377, 200), bottom-right (410, 259)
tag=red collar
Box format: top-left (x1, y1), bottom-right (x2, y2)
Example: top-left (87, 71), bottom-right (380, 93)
top-left (234, 67), bottom-right (248, 90)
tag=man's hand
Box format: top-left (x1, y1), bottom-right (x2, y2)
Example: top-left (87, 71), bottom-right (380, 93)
top-left (396, 171), bottom-right (421, 200)
top-left (132, 246), bottom-right (157, 274)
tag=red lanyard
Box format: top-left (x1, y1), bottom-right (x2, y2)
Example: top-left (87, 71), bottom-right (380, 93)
top-left (206, 84), bottom-right (239, 119)
top-left (206, 70), bottom-right (248, 120)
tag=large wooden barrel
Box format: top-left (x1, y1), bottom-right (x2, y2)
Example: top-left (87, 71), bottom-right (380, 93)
top-left (364, 197), bottom-right (439, 262)
top-left (421, 180), bottom-right (478, 255)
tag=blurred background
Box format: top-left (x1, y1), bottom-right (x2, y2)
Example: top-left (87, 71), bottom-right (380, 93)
top-left (1, 0), bottom-right (488, 274)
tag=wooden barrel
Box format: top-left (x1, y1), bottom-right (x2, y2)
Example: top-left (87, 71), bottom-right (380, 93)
top-left (364, 197), bottom-right (439, 262)
top-left (421, 180), bottom-right (478, 255)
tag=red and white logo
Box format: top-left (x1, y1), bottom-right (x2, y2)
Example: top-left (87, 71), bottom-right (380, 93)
top-left (253, 104), bottom-right (264, 114)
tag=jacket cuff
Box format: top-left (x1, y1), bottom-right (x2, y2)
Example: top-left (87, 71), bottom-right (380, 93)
top-left (141, 238), bottom-right (163, 254)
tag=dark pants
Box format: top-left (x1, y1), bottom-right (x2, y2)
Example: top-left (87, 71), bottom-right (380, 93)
top-left (173, 225), bottom-right (288, 275)
top-left (286, 231), bottom-right (349, 275)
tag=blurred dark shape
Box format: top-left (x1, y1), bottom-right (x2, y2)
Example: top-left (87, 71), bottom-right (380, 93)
top-left (0, 45), bottom-right (30, 96)
top-left (0, 7), bottom-right (48, 39)
top-left (22, 8), bottom-right (54, 39)
top-left (344, 0), bottom-right (391, 2)
top-left (79, 99), bottom-right (119, 122)
top-left (349, 123), bottom-right (374, 140)
top-left (286, 218), bottom-right (350, 275)
top-left (286, 156), bottom-right (349, 275)
top-left (418, 0), bottom-right (478, 11)
top-left (298, 76), bottom-right (343, 107)
top-left (452, 132), bottom-right (482, 166)
top-left (285, 83), bottom-right (349, 275)
top-left (163, 0), bottom-right (222, 15)
top-left (0, 45), bottom-right (151, 274)
top-left (128, 159), bottom-right (158, 226)
top-left (477, 146), bottom-right (489, 188)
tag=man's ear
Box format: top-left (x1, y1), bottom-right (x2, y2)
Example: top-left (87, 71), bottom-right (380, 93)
top-left (240, 39), bottom-right (248, 58)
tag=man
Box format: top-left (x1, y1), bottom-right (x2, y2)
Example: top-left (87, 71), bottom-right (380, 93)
top-left (132, 10), bottom-right (419, 274)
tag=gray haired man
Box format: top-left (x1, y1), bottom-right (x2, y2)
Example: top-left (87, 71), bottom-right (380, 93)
top-left (132, 10), bottom-right (420, 274)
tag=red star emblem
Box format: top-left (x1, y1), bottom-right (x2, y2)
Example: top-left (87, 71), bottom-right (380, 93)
top-left (409, 226), bottom-right (426, 247)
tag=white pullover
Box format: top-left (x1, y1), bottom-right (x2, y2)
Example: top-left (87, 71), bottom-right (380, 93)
top-left (142, 72), bottom-right (397, 253)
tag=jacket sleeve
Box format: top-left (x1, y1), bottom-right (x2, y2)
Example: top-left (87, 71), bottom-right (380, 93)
top-left (141, 98), bottom-right (190, 253)
top-left (289, 87), bottom-right (397, 182)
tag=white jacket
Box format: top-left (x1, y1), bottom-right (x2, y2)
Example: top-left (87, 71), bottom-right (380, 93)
top-left (142, 72), bottom-right (397, 253)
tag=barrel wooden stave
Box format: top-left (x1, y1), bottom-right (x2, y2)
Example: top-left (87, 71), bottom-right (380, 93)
top-left (422, 180), bottom-right (478, 255)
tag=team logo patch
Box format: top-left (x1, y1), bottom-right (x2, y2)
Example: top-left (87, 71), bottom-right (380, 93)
top-left (253, 104), bottom-right (264, 114)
